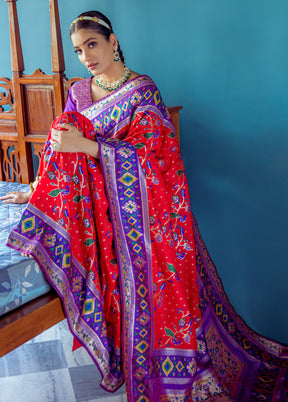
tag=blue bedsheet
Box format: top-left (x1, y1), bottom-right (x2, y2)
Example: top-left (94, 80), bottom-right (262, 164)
top-left (0, 181), bottom-right (51, 316)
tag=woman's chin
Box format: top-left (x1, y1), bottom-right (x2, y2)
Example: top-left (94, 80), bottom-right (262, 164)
top-left (88, 65), bottom-right (100, 75)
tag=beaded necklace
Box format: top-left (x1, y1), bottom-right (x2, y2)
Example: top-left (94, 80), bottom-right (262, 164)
top-left (95, 65), bottom-right (131, 92)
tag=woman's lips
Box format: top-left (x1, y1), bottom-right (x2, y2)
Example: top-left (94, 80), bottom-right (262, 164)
top-left (88, 63), bottom-right (98, 69)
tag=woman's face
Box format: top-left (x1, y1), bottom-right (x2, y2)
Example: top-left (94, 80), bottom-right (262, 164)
top-left (71, 28), bottom-right (117, 76)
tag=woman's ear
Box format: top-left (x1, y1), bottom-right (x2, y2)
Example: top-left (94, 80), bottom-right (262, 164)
top-left (110, 33), bottom-right (118, 48)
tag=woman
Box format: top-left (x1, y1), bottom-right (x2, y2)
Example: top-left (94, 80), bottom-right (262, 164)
top-left (1, 11), bottom-right (288, 402)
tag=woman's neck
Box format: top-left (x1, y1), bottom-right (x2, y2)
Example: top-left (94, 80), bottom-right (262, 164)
top-left (98, 62), bottom-right (125, 83)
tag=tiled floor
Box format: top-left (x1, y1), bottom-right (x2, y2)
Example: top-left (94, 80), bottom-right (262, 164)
top-left (0, 320), bottom-right (127, 402)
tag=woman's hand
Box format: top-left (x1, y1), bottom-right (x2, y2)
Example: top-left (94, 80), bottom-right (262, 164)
top-left (51, 123), bottom-right (99, 159)
top-left (0, 190), bottom-right (32, 204)
top-left (50, 124), bottom-right (84, 153)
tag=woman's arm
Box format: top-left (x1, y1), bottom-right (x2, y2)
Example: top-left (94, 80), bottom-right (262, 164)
top-left (64, 89), bottom-right (77, 112)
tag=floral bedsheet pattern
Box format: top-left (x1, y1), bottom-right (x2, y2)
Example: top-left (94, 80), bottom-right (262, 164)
top-left (0, 181), bottom-right (51, 316)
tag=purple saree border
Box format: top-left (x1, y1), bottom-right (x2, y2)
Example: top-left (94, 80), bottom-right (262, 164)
top-left (98, 137), bottom-right (155, 401)
top-left (98, 140), bottom-right (136, 399)
top-left (97, 137), bottom-right (202, 401)
top-left (200, 307), bottom-right (260, 399)
top-left (139, 155), bottom-right (155, 349)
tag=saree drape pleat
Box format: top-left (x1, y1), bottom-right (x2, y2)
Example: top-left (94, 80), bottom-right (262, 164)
top-left (6, 76), bottom-right (288, 401)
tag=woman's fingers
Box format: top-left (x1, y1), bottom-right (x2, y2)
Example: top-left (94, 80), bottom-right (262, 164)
top-left (50, 128), bottom-right (63, 152)
top-left (56, 123), bottom-right (70, 130)
top-left (0, 192), bottom-right (15, 202)
top-left (51, 128), bottom-right (61, 140)
top-left (0, 191), bottom-right (30, 204)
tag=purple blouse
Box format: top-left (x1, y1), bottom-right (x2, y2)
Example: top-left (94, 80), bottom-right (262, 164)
top-left (64, 77), bottom-right (93, 113)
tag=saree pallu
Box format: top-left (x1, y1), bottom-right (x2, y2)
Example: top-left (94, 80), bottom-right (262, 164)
top-left (6, 76), bottom-right (288, 401)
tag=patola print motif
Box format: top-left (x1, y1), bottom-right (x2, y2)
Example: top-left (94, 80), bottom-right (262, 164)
top-left (7, 76), bottom-right (288, 401)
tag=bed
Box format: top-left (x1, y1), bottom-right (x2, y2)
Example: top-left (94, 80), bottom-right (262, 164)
top-left (0, 181), bottom-right (51, 317)
top-left (0, 0), bottom-right (182, 357)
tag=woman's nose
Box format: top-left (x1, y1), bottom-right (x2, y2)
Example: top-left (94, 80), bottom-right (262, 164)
top-left (81, 50), bottom-right (91, 64)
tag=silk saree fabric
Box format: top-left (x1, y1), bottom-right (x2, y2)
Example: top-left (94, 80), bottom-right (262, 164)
top-left (6, 76), bottom-right (288, 401)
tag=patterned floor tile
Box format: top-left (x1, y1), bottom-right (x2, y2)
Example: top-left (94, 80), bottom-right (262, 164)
top-left (0, 320), bottom-right (127, 401)
top-left (0, 340), bottom-right (68, 378)
top-left (0, 368), bottom-right (75, 402)
top-left (69, 364), bottom-right (126, 402)
top-left (83, 396), bottom-right (125, 402)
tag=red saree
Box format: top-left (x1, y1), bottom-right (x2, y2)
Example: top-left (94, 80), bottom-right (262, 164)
top-left (6, 76), bottom-right (288, 401)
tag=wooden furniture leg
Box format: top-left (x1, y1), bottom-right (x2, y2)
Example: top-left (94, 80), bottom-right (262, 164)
top-left (0, 290), bottom-right (65, 357)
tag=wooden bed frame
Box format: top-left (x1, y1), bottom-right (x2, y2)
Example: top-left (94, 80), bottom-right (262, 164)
top-left (0, 0), bottom-right (182, 357)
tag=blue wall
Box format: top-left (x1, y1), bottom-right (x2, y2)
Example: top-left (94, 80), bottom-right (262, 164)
top-left (1, 0), bottom-right (287, 343)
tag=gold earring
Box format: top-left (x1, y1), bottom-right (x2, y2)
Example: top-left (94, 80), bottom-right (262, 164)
top-left (114, 47), bottom-right (120, 62)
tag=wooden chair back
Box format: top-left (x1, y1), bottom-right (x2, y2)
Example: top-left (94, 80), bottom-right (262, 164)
top-left (0, 0), bottom-right (66, 183)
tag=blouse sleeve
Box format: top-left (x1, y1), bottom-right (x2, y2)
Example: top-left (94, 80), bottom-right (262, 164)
top-left (64, 89), bottom-right (77, 112)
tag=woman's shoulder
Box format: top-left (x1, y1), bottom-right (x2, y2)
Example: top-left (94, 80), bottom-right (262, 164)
top-left (128, 71), bottom-right (157, 90)
top-left (129, 71), bottom-right (152, 81)
top-left (129, 71), bottom-right (141, 81)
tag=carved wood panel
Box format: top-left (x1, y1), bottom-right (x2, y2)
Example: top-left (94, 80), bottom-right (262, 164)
top-left (0, 141), bottom-right (21, 182)
top-left (33, 142), bottom-right (44, 167)
top-left (23, 84), bottom-right (55, 136)
top-left (0, 77), bottom-right (14, 112)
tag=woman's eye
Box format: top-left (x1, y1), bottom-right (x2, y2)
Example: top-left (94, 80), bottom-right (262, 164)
top-left (74, 41), bottom-right (97, 55)
top-left (88, 42), bottom-right (97, 48)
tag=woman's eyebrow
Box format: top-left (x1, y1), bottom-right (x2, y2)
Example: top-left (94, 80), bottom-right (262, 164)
top-left (74, 37), bottom-right (97, 49)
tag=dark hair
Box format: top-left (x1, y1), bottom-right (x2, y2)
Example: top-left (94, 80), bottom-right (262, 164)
top-left (70, 11), bottom-right (125, 63)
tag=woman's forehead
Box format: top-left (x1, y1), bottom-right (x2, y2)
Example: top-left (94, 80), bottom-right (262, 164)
top-left (71, 29), bottom-right (104, 47)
